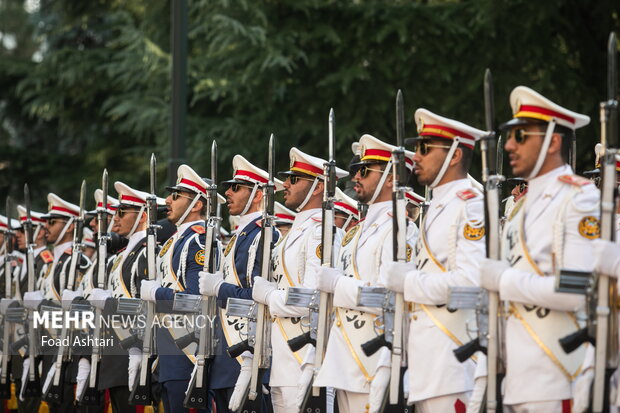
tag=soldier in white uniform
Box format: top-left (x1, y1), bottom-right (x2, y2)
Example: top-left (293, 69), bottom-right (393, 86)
top-left (314, 134), bottom-right (417, 413)
top-left (383, 109), bottom-right (487, 412)
top-left (250, 148), bottom-right (347, 413)
top-left (480, 86), bottom-right (597, 413)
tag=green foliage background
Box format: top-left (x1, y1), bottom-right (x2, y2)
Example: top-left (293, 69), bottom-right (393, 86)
top-left (0, 0), bottom-right (618, 212)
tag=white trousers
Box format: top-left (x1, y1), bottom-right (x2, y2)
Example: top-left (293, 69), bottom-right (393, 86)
top-left (415, 392), bottom-right (469, 413)
top-left (270, 386), bottom-right (298, 413)
top-left (336, 389), bottom-right (369, 413)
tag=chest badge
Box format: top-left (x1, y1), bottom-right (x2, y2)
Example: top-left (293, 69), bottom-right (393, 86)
top-left (160, 237), bottom-right (174, 257)
top-left (224, 235), bottom-right (237, 257)
top-left (342, 225), bottom-right (360, 246)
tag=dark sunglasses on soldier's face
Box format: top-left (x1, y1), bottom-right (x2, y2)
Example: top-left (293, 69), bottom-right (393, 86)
top-left (47, 218), bottom-right (68, 226)
top-left (509, 128), bottom-right (546, 144)
top-left (171, 191), bottom-right (195, 202)
top-left (230, 183), bottom-right (253, 192)
top-left (415, 141), bottom-right (452, 156)
top-left (288, 175), bottom-right (314, 185)
top-left (117, 208), bottom-right (140, 218)
top-left (358, 165), bottom-right (386, 178)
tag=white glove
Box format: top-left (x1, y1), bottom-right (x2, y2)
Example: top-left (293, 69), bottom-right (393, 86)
top-left (369, 365), bottom-right (390, 413)
top-left (199, 271), bottom-right (224, 297)
top-left (593, 239), bottom-right (620, 278)
top-left (316, 267), bottom-right (342, 293)
top-left (42, 362), bottom-right (56, 395)
top-left (140, 280), bottom-right (160, 302)
top-left (61, 288), bottom-right (83, 310)
top-left (572, 367), bottom-right (594, 413)
top-left (75, 358), bottom-right (90, 401)
top-left (229, 357), bottom-right (252, 411)
top-left (252, 277), bottom-right (278, 305)
top-left (383, 261), bottom-right (410, 293)
top-left (24, 291), bottom-right (44, 310)
top-left (480, 258), bottom-right (509, 292)
top-left (19, 357), bottom-right (30, 401)
top-left (296, 362), bottom-right (314, 409)
top-left (90, 288), bottom-right (112, 310)
top-left (128, 347), bottom-right (141, 391)
top-left (468, 375), bottom-right (487, 413)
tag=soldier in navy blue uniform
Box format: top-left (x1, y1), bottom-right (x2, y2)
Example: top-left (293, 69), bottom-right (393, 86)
top-left (140, 165), bottom-right (213, 413)
top-left (199, 155), bottom-right (283, 412)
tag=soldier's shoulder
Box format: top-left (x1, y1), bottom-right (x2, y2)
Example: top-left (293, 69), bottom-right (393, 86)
top-left (40, 250), bottom-right (54, 263)
top-left (456, 188), bottom-right (481, 201)
top-left (558, 175), bottom-right (599, 213)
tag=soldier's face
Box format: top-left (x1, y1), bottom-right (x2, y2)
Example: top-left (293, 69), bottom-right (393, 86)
top-left (282, 175), bottom-right (314, 210)
top-left (113, 207), bottom-right (142, 237)
top-left (44, 217), bottom-right (68, 243)
top-left (225, 183), bottom-right (254, 216)
top-left (353, 163), bottom-right (387, 203)
top-left (165, 190), bottom-right (195, 224)
top-left (412, 139), bottom-right (448, 186)
top-left (16, 230), bottom-right (26, 249)
top-left (505, 124), bottom-right (546, 178)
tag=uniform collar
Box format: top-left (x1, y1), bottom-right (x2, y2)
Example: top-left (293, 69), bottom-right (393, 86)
top-left (364, 201), bottom-right (391, 227)
top-left (236, 211), bottom-right (262, 235)
top-left (526, 164), bottom-right (572, 202)
top-left (431, 178), bottom-right (470, 206)
top-left (177, 219), bottom-right (203, 235)
top-left (53, 241), bottom-right (72, 264)
top-left (125, 229), bottom-right (147, 254)
top-left (290, 208), bottom-right (321, 232)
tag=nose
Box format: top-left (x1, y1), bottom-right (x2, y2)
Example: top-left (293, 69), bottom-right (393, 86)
top-left (412, 151), bottom-right (423, 163)
top-left (283, 179), bottom-right (291, 189)
top-left (505, 132), bottom-right (516, 152)
top-left (225, 187), bottom-right (233, 198)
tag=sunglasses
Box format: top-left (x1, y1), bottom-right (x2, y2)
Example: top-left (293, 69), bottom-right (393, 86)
top-left (230, 183), bottom-right (254, 192)
top-left (358, 165), bottom-right (386, 178)
top-left (47, 218), bottom-right (68, 226)
top-left (509, 129), bottom-right (547, 144)
top-left (117, 208), bottom-right (140, 218)
top-left (415, 141), bottom-right (452, 156)
top-left (288, 175), bottom-right (315, 185)
top-left (171, 191), bottom-right (195, 202)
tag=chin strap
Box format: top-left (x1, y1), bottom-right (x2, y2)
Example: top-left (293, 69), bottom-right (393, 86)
top-left (527, 120), bottom-right (556, 180)
top-left (430, 138), bottom-right (461, 189)
top-left (127, 205), bottom-right (146, 238)
top-left (296, 178), bottom-right (319, 212)
top-left (369, 160), bottom-right (393, 205)
top-left (177, 193), bottom-right (202, 227)
top-left (241, 184), bottom-right (259, 216)
top-left (54, 217), bottom-right (75, 247)
top-left (33, 226), bottom-right (42, 243)
top-left (343, 214), bottom-right (354, 231)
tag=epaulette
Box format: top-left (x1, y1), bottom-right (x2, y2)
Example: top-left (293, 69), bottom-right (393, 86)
top-left (457, 189), bottom-right (478, 200)
top-left (40, 250), bottom-right (53, 264)
top-left (255, 220), bottom-right (263, 228)
top-left (558, 174), bottom-right (591, 187)
top-left (190, 225), bottom-right (205, 234)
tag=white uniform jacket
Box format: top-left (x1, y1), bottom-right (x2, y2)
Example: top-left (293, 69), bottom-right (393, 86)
top-left (315, 201), bottom-right (418, 393)
top-left (498, 164), bottom-right (599, 404)
top-left (401, 178), bottom-right (485, 402)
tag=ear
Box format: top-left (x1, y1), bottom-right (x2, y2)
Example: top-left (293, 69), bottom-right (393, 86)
top-left (547, 132), bottom-right (563, 155)
top-left (139, 210), bottom-right (148, 226)
top-left (253, 189), bottom-right (264, 206)
top-left (191, 198), bottom-right (205, 214)
top-left (313, 181), bottom-right (324, 197)
top-left (450, 147), bottom-right (463, 167)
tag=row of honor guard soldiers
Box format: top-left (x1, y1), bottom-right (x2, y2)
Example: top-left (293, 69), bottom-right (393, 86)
top-left (0, 77), bottom-right (618, 413)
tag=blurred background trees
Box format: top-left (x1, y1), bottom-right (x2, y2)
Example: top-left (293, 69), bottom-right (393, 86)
top-left (0, 0), bottom-right (618, 213)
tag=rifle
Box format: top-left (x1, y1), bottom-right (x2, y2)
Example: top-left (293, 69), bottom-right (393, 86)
top-left (285, 109), bottom-right (337, 409)
top-left (22, 184), bottom-right (41, 397)
top-left (555, 33), bottom-right (618, 413)
top-left (79, 170), bottom-right (109, 405)
top-left (129, 154), bottom-right (159, 405)
top-left (357, 90), bottom-right (410, 409)
top-left (0, 197), bottom-right (15, 399)
top-left (451, 69), bottom-right (504, 412)
top-left (44, 180), bottom-right (87, 403)
top-left (184, 141), bottom-right (220, 408)
top-left (249, 134), bottom-right (276, 401)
